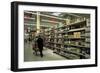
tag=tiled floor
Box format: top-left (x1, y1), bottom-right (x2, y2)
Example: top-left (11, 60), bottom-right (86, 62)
top-left (24, 42), bottom-right (66, 62)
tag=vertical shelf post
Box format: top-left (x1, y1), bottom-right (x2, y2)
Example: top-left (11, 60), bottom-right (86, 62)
top-left (36, 11), bottom-right (40, 34)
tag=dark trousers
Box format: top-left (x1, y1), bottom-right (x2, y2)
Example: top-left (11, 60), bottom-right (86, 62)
top-left (39, 47), bottom-right (43, 57)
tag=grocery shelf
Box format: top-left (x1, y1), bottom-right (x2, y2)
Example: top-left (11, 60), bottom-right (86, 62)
top-left (67, 27), bottom-right (86, 32)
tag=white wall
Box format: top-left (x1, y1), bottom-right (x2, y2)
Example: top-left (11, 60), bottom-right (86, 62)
top-left (0, 0), bottom-right (99, 73)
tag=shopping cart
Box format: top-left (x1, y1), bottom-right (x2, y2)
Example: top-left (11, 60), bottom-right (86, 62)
top-left (32, 42), bottom-right (40, 56)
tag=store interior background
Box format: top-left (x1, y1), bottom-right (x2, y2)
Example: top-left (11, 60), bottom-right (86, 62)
top-left (0, 0), bottom-right (99, 73)
top-left (24, 11), bottom-right (90, 61)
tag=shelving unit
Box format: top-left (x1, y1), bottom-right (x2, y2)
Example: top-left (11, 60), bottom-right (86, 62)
top-left (45, 20), bottom-right (90, 59)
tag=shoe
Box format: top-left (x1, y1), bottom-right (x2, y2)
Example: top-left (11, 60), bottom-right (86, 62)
top-left (41, 55), bottom-right (43, 58)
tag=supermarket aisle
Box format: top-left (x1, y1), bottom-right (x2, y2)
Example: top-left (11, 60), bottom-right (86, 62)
top-left (24, 42), bottom-right (66, 62)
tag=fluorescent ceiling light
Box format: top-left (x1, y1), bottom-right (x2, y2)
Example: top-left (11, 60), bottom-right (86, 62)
top-left (52, 13), bottom-right (61, 16)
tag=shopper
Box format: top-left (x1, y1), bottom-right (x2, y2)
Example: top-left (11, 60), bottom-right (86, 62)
top-left (37, 35), bottom-right (44, 57)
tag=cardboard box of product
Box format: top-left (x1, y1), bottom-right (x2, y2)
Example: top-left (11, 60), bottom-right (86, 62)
top-left (74, 32), bottom-right (80, 38)
top-left (74, 32), bottom-right (77, 38)
top-left (77, 32), bottom-right (81, 38)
